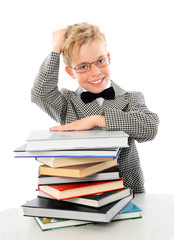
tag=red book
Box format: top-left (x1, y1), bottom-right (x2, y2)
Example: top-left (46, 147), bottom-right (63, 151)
top-left (38, 179), bottom-right (125, 200)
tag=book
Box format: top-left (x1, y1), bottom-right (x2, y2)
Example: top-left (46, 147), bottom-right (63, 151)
top-left (39, 159), bottom-right (118, 178)
top-left (38, 166), bottom-right (120, 185)
top-left (34, 217), bottom-right (90, 231)
top-left (112, 201), bottom-right (142, 221)
top-left (38, 179), bottom-right (125, 200)
top-left (36, 156), bottom-right (117, 168)
top-left (14, 144), bottom-right (121, 158)
top-left (26, 130), bottom-right (129, 151)
top-left (22, 192), bottom-right (133, 223)
top-left (34, 202), bottom-right (141, 231)
top-left (38, 188), bottom-right (131, 208)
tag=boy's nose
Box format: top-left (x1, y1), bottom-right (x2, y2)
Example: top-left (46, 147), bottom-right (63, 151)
top-left (90, 63), bottom-right (101, 76)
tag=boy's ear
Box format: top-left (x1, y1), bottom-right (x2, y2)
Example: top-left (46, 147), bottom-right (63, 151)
top-left (65, 67), bottom-right (76, 79)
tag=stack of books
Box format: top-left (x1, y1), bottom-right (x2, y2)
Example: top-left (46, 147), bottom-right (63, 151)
top-left (14, 129), bottom-right (142, 231)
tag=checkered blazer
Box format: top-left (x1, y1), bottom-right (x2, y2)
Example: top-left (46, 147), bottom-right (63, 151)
top-left (31, 52), bottom-right (159, 193)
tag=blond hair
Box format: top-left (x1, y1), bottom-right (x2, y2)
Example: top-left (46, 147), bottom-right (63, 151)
top-left (62, 22), bottom-right (106, 66)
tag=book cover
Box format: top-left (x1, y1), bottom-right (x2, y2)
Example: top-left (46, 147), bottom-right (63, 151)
top-left (27, 129), bottom-right (129, 141)
top-left (118, 201), bottom-right (142, 214)
top-left (22, 192), bottom-right (133, 223)
top-left (63, 188), bottom-right (131, 207)
top-left (112, 202), bottom-right (142, 221)
top-left (38, 188), bottom-right (131, 208)
top-left (39, 158), bottom-right (118, 178)
top-left (26, 130), bottom-right (129, 151)
top-left (34, 217), bottom-right (90, 231)
top-left (38, 166), bottom-right (120, 185)
top-left (38, 179), bottom-right (125, 200)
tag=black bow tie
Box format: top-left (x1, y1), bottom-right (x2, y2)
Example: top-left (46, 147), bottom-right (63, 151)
top-left (81, 87), bottom-right (115, 104)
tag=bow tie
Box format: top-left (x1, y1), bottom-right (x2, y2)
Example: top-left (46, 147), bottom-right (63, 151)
top-left (81, 87), bottom-right (115, 104)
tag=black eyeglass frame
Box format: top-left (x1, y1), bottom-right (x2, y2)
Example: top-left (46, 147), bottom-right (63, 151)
top-left (71, 56), bottom-right (111, 73)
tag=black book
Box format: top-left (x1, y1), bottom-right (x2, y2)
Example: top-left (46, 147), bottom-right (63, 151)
top-left (22, 191), bottom-right (133, 223)
top-left (38, 188), bottom-right (132, 208)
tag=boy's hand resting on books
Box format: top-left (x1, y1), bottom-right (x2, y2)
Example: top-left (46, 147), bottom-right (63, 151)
top-left (49, 115), bottom-right (106, 131)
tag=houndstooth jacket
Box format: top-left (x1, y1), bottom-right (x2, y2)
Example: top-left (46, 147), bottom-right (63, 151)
top-left (31, 52), bottom-right (159, 193)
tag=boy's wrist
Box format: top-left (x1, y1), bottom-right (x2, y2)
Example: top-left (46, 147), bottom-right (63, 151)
top-left (93, 115), bottom-right (105, 128)
top-left (52, 47), bottom-right (61, 54)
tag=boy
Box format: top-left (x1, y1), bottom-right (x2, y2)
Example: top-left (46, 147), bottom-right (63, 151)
top-left (31, 22), bottom-right (159, 193)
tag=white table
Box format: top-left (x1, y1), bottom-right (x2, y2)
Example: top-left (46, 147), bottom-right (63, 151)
top-left (0, 193), bottom-right (174, 240)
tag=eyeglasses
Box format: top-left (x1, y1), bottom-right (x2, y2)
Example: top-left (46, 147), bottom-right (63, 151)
top-left (72, 56), bottom-right (111, 73)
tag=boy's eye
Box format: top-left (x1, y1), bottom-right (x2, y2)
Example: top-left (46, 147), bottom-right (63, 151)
top-left (76, 64), bottom-right (89, 71)
top-left (80, 65), bottom-right (88, 70)
top-left (75, 63), bottom-right (90, 73)
top-left (97, 58), bottom-right (106, 65)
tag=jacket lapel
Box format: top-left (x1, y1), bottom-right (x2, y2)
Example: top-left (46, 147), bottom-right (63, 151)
top-left (104, 81), bottom-right (129, 110)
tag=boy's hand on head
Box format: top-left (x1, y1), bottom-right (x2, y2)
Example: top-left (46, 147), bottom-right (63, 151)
top-left (49, 115), bottom-right (106, 131)
top-left (52, 29), bottom-right (66, 54)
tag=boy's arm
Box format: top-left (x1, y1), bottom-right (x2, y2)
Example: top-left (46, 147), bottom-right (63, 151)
top-left (104, 91), bottom-right (159, 142)
top-left (31, 52), bottom-right (67, 124)
top-left (50, 92), bottom-right (159, 143)
top-left (31, 29), bottom-right (68, 124)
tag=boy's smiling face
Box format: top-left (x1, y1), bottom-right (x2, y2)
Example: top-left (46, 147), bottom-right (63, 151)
top-left (65, 40), bottom-right (111, 93)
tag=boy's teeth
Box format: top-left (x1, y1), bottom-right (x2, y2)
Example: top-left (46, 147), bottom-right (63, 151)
top-left (92, 78), bottom-right (102, 84)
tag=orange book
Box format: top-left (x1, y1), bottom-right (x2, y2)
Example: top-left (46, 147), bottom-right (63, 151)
top-left (38, 179), bottom-right (125, 200)
top-left (39, 159), bottom-right (117, 178)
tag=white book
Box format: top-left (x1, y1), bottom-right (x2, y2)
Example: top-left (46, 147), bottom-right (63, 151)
top-left (14, 144), bottom-right (121, 158)
top-left (26, 130), bottom-right (129, 151)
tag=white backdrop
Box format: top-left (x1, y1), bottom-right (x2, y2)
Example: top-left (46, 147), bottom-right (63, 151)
top-left (0, 0), bottom-right (174, 211)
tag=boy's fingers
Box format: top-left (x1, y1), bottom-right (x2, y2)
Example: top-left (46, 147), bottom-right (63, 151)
top-left (49, 126), bottom-right (61, 131)
top-left (49, 124), bottom-right (72, 131)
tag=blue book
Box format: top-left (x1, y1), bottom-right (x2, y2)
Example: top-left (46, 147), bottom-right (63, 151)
top-left (120, 202), bottom-right (142, 213)
top-left (112, 202), bottom-right (142, 221)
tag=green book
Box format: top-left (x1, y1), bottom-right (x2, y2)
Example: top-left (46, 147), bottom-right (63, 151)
top-left (34, 217), bottom-right (90, 231)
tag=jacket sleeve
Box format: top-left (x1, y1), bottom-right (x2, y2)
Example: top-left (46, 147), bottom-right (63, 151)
top-left (104, 92), bottom-right (159, 142)
top-left (31, 52), bottom-right (68, 124)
